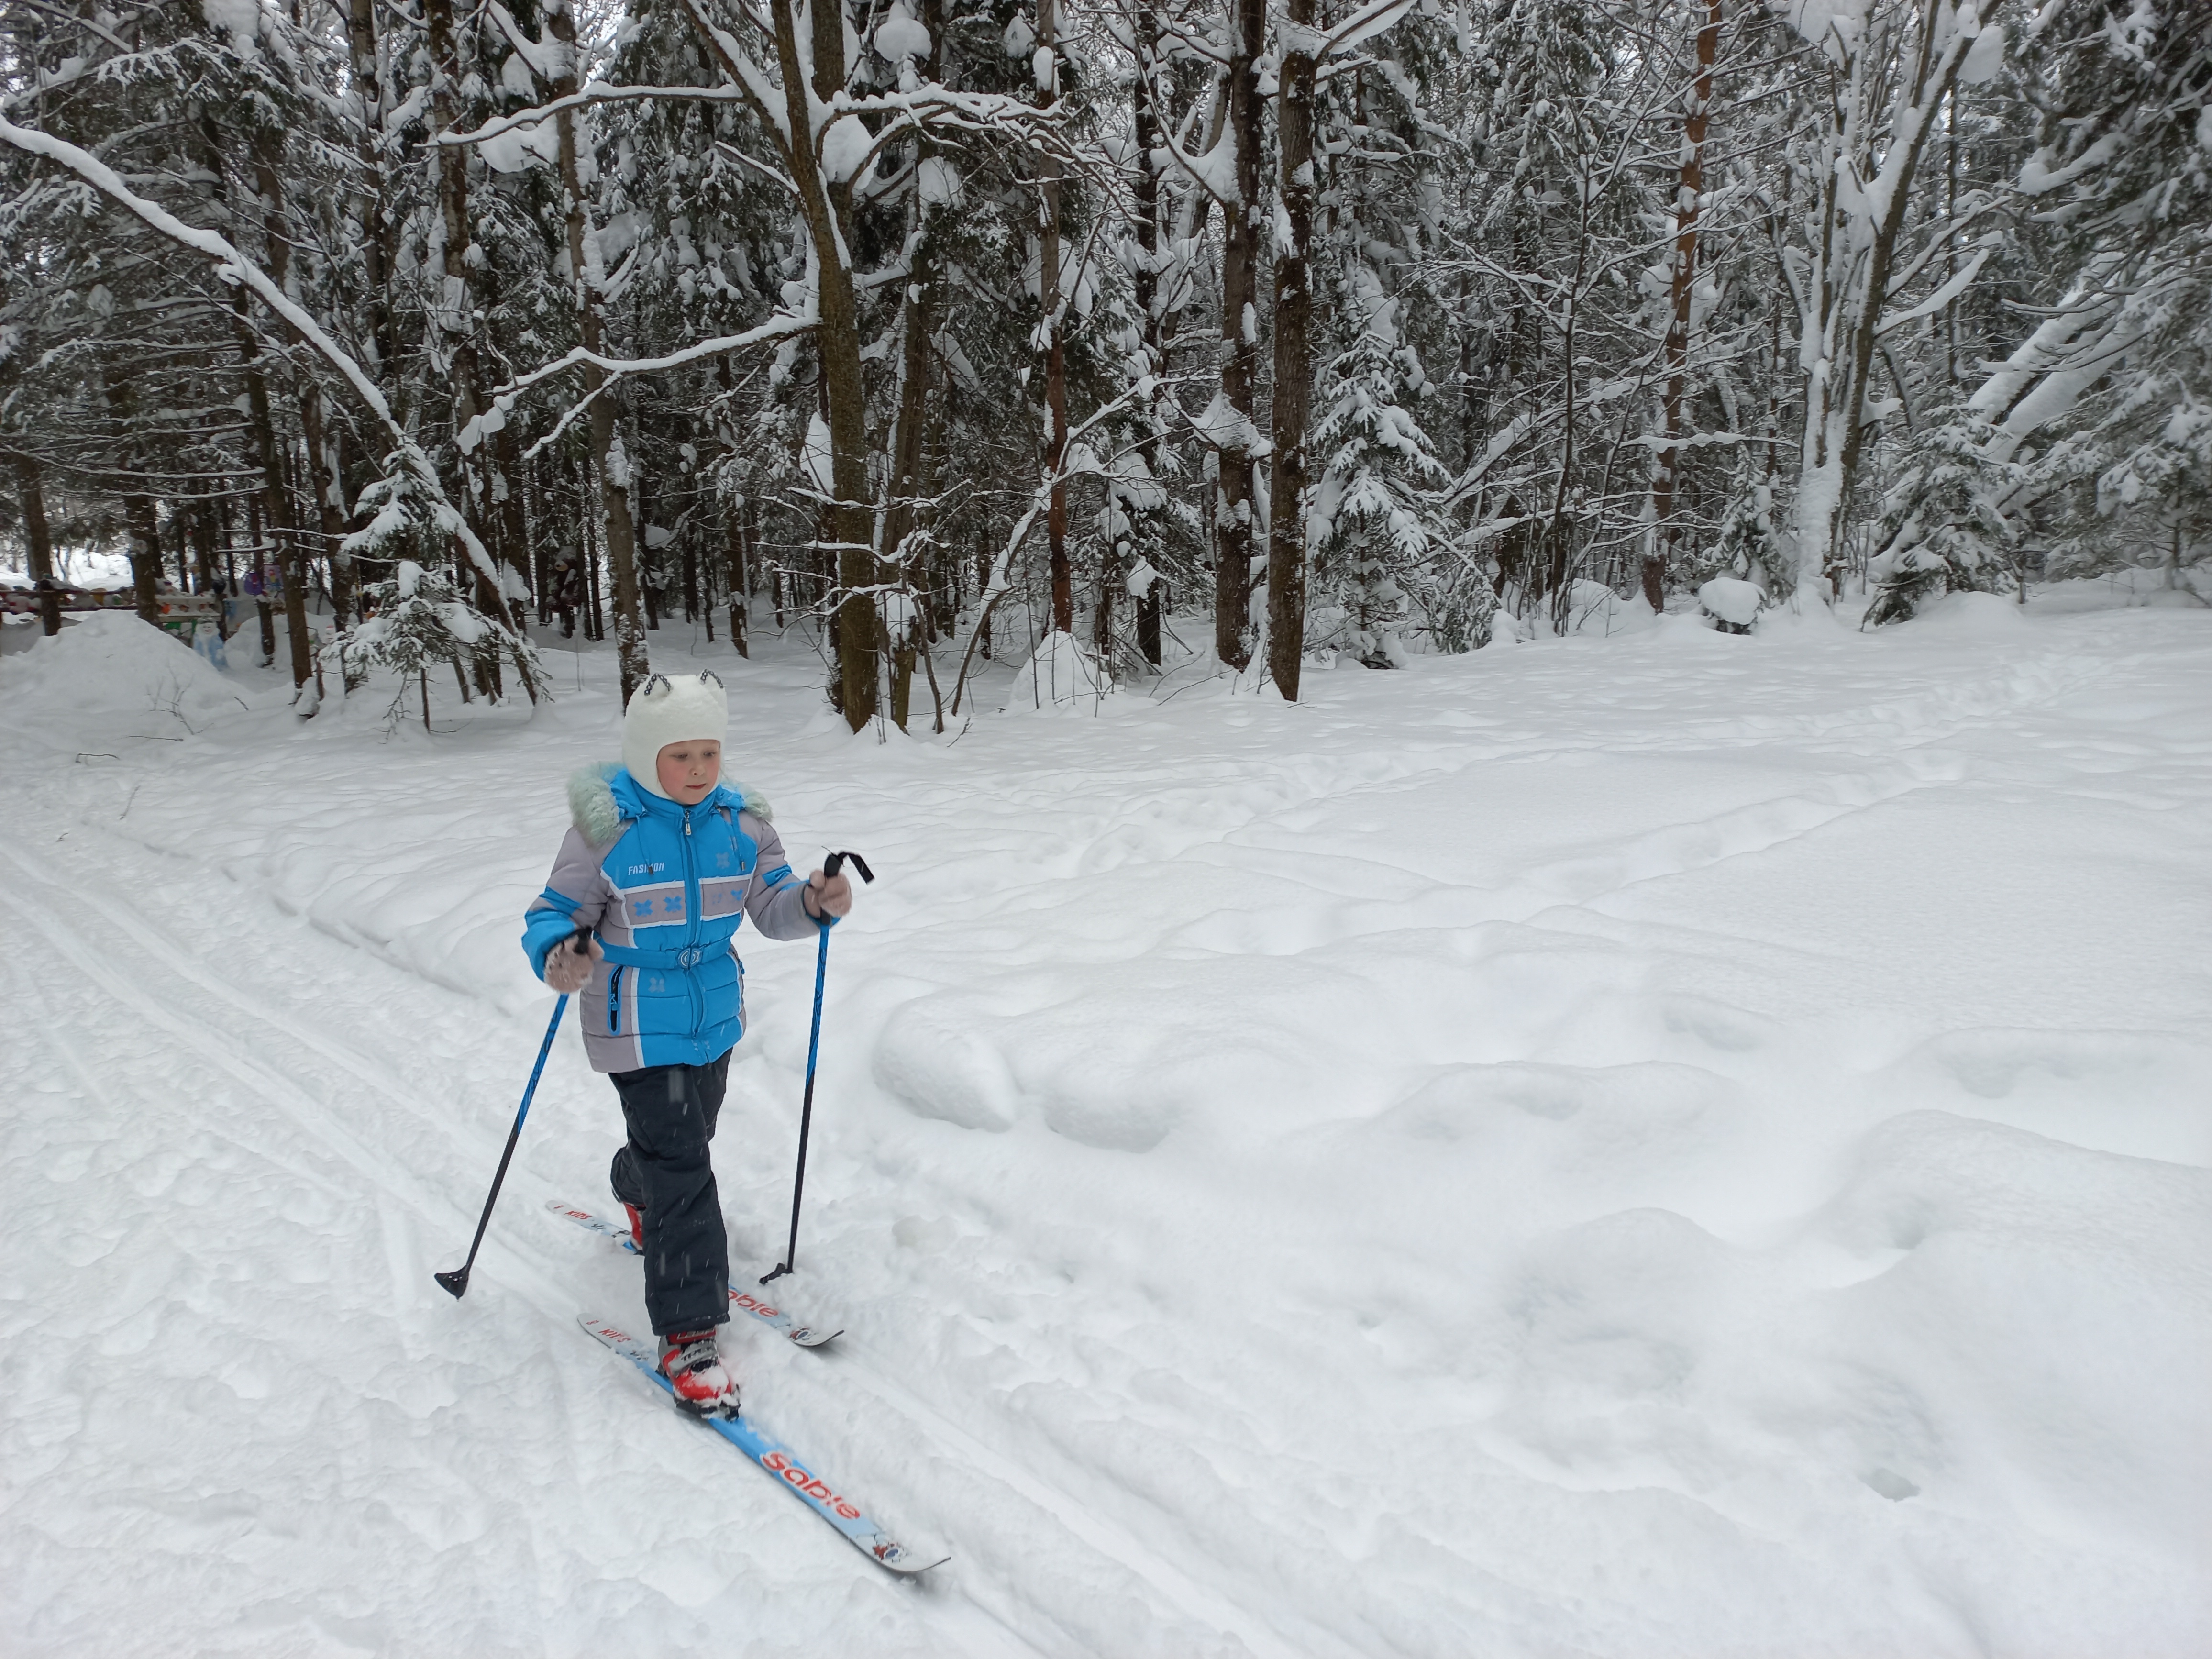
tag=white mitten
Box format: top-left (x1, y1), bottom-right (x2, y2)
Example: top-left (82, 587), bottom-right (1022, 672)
top-left (802, 869), bottom-right (854, 919)
top-left (544, 931), bottom-right (603, 994)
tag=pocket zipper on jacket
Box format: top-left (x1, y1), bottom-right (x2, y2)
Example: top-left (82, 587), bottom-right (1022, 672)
top-left (607, 965), bottom-right (624, 1034)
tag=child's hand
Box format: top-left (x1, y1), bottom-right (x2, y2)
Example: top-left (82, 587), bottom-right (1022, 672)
top-left (801, 868), bottom-right (853, 920)
top-left (544, 931), bottom-right (603, 993)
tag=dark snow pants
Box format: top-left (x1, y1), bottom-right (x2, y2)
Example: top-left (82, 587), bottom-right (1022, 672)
top-left (607, 1051), bottom-right (732, 1336)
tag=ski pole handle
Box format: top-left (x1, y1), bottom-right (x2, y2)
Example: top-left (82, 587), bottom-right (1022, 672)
top-left (806, 852), bottom-right (873, 926)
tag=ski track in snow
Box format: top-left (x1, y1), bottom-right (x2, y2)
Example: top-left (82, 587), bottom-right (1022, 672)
top-left (4, 596), bottom-right (2211, 1657)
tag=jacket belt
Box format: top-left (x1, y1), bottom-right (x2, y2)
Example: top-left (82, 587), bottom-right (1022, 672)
top-left (600, 941), bottom-right (725, 970)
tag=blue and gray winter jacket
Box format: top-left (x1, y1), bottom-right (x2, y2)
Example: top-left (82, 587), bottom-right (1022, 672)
top-left (522, 763), bottom-right (826, 1072)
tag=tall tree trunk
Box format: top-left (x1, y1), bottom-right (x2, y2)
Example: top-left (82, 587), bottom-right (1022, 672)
top-left (245, 133), bottom-right (323, 687)
top-left (228, 325), bottom-right (311, 681)
top-left (679, 0), bottom-right (882, 727)
top-left (724, 509), bottom-right (749, 656)
top-left (1129, 0), bottom-right (1164, 668)
top-left (495, 422), bottom-right (533, 607)
top-left (425, 0), bottom-right (484, 460)
top-left (344, 0), bottom-right (396, 392)
top-left (101, 373), bottom-right (164, 625)
top-left (1543, 184), bottom-right (1592, 631)
top-left (1646, 0), bottom-right (1721, 612)
top-left (1215, 0), bottom-right (1266, 671)
top-left (1267, 0), bottom-right (1318, 699)
top-left (881, 0), bottom-right (945, 724)
top-left (300, 387), bottom-right (352, 623)
top-left (799, 0), bottom-right (879, 726)
top-left (16, 456), bottom-right (62, 634)
top-left (423, 0), bottom-right (516, 664)
top-left (191, 500), bottom-right (220, 599)
top-left (1038, 0), bottom-right (1073, 638)
top-left (551, 0), bottom-right (649, 701)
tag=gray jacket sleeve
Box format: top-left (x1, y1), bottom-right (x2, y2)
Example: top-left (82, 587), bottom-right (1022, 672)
top-left (521, 826), bottom-right (616, 978)
top-left (743, 814), bottom-right (825, 941)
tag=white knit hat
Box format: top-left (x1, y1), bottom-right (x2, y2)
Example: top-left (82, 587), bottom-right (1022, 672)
top-left (622, 671), bottom-right (728, 798)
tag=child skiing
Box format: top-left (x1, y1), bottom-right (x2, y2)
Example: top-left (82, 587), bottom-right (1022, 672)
top-left (521, 670), bottom-right (853, 1417)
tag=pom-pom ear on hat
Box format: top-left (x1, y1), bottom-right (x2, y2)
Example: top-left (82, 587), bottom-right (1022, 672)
top-left (623, 671), bottom-right (728, 798)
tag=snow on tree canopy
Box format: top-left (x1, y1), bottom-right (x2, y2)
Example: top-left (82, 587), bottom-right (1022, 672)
top-left (874, 11), bottom-right (931, 62)
top-left (200, 0), bottom-right (259, 56)
top-left (820, 117), bottom-right (873, 187)
top-left (917, 157), bottom-right (963, 206)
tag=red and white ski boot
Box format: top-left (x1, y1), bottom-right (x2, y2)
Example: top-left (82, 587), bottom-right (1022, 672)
top-left (659, 1327), bottom-right (739, 1418)
top-left (623, 1202), bottom-right (644, 1250)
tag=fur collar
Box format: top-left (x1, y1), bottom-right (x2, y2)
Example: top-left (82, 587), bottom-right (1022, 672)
top-left (568, 761), bottom-right (772, 848)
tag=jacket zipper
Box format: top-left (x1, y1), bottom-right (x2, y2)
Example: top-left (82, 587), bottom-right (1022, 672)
top-left (681, 806), bottom-right (704, 1034)
top-left (607, 965), bottom-right (624, 1034)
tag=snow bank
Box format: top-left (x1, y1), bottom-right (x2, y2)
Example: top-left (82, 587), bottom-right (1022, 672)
top-left (2028, 568), bottom-right (2210, 614)
top-left (1, 610), bottom-right (244, 733)
top-left (1913, 588), bottom-right (2025, 633)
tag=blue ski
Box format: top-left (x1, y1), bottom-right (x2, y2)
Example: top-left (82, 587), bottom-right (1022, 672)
top-left (578, 1313), bottom-right (945, 1574)
top-left (547, 1198), bottom-right (841, 1347)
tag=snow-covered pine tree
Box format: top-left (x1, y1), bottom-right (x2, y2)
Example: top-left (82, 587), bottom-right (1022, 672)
top-left (1307, 265), bottom-right (1476, 666)
top-left (1970, 0), bottom-right (2210, 592)
top-left (331, 554), bottom-right (544, 729)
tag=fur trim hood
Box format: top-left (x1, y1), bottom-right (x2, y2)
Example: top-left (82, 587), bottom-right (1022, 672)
top-left (567, 761), bottom-right (772, 848)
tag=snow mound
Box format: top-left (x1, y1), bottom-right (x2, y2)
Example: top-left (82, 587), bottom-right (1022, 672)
top-left (1555, 578), bottom-right (1653, 636)
top-left (1008, 629), bottom-right (1107, 712)
top-left (1913, 590), bottom-right (2025, 633)
top-left (1698, 576), bottom-right (1765, 628)
top-left (1815, 1110), bottom-right (2212, 1548)
top-left (4, 611), bottom-right (243, 727)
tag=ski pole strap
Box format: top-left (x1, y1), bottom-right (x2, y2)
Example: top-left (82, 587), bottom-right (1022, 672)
top-left (824, 850), bottom-right (875, 885)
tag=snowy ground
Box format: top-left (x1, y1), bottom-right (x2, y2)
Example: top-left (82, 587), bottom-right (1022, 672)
top-left (3, 592), bottom-right (2209, 1658)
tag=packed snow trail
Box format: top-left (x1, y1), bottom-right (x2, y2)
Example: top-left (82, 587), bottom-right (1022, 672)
top-left (3, 594), bottom-right (2209, 1657)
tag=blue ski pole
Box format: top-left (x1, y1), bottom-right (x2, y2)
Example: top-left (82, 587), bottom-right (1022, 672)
top-left (763, 851), bottom-right (874, 1285)
top-left (437, 927), bottom-right (590, 1299)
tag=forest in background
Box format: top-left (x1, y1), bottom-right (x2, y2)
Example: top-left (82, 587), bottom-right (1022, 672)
top-left (1, 0), bottom-right (2205, 731)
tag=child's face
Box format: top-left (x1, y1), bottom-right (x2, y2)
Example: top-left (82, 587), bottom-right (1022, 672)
top-left (656, 741), bottom-right (722, 805)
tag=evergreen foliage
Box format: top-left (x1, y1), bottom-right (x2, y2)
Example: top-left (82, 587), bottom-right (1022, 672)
top-left (331, 559), bottom-right (543, 728)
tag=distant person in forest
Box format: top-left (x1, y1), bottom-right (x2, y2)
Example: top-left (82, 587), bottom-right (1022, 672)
top-left (210, 570), bottom-right (240, 641)
top-left (552, 555), bottom-right (584, 638)
top-left (243, 563), bottom-right (278, 665)
top-left (520, 671), bottom-right (853, 1417)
